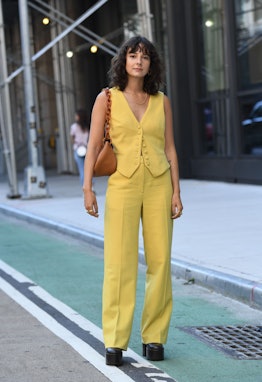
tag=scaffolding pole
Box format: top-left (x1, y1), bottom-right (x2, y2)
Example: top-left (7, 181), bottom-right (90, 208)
top-left (16, 0), bottom-right (108, 198)
top-left (1, 0), bottom-right (109, 89)
top-left (137, 0), bottom-right (153, 41)
top-left (50, 0), bottom-right (75, 174)
top-left (19, 0), bottom-right (48, 198)
top-left (0, 0), bottom-right (108, 197)
top-left (0, 0), bottom-right (20, 198)
top-left (28, 0), bottom-right (118, 56)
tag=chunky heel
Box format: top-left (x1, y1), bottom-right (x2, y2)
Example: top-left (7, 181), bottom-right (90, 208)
top-left (105, 348), bottom-right (123, 366)
top-left (142, 343), bottom-right (164, 361)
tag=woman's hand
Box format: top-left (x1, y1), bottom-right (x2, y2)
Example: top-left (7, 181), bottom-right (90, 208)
top-left (171, 193), bottom-right (183, 219)
top-left (83, 189), bottom-right (99, 218)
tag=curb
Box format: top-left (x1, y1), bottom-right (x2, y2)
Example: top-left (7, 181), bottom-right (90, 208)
top-left (170, 259), bottom-right (262, 310)
top-left (1, 204), bottom-right (261, 310)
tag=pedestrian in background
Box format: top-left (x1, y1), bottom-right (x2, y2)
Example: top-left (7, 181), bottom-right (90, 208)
top-left (83, 36), bottom-right (183, 366)
top-left (70, 109), bottom-right (89, 185)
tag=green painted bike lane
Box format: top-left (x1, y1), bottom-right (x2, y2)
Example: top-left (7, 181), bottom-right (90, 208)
top-left (1, 215), bottom-right (262, 382)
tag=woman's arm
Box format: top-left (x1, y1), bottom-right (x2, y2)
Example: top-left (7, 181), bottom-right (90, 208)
top-left (82, 90), bottom-right (108, 217)
top-left (164, 95), bottom-right (183, 219)
top-left (70, 124), bottom-right (75, 146)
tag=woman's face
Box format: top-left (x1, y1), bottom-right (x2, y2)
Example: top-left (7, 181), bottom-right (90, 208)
top-left (125, 45), bottom-right (150, 79)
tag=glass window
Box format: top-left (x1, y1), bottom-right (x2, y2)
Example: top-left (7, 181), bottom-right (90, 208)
top-left (198, 0), bottom-right (226, 95)
top-left (240, 98), bottom-right (262, 155)
top-left (235, 0), bottom-right (262, 89)
top-left (196, 0), bottom-right (230, 156)
top-left (200, 102), bottom-right (215, 155)
top-left (235, 0), bottom-right (262, 155)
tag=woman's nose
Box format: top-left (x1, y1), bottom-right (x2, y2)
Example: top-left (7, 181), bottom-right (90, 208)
top-left (136, 56), bottom-right (142, 64)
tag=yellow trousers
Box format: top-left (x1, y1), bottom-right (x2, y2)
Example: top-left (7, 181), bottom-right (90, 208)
top-left (103, 157), bottom-right (173, 350)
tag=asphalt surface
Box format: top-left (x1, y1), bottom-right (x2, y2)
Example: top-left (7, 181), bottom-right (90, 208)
top-left (0, 290), bottom-right (110, 382)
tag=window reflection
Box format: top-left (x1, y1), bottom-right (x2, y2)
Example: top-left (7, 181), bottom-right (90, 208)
top-left (241, 100), bottom-right (262, 155)
top-left (202, 104), bottom-right (214, 154)
top-left (197, 1), bottom-right (230, 156)
top-left (200, 100), bottom-right (229, 156)
top-left (199, 0), bottom-right (226, 95)
top-left (236, 1), bottom-right (262, 154)
top-left (235, 0), bottom-right (262, 89)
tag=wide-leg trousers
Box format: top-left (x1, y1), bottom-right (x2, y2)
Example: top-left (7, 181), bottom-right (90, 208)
top-left (103, 157), bottom-right (173, 350)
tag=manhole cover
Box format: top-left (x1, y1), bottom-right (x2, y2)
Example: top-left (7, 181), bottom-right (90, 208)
top-left (179, 325), bottom-right (262, 359)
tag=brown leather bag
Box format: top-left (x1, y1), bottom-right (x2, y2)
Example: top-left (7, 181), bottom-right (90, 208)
top-left (93, 88), bottom-right (117, 177)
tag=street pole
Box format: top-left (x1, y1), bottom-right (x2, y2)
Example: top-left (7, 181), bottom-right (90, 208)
top-left (137, 0), bottom-right (153, 41)
top-left (0, 0), bottom-right (20, 198)
top-left (18, 0), bottom-right (48, 198)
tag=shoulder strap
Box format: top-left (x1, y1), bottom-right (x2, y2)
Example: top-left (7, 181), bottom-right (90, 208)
top-left (103, 87), bottom-right (111, 141)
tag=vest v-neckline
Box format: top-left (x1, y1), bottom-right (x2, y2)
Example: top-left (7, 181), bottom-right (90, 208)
top-left (121, 91), bottom-right (151, 123)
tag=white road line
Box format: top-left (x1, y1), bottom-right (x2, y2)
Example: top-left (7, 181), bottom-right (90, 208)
top-left (0, 260), bottom-right (176, 382)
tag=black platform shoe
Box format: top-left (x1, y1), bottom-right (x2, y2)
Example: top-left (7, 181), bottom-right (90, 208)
top-left (142, 343), bottom-right (164, 361)
top-left (105, 347), bottom-right (123, 366)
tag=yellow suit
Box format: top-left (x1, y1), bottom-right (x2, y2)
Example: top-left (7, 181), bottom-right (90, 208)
top-left (103, 88), bottom-right (173, 350)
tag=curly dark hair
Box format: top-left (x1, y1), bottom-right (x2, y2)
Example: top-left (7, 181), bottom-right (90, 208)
top-left (108, 36), bottom-right (163, 95)
top-left (75, 109), bottom-right (89, 132)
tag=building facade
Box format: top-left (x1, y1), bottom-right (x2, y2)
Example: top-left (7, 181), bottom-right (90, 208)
top-left (1, 0), bottom-right (262, 186)
top-left (168, 0), bottom-right (262, 184)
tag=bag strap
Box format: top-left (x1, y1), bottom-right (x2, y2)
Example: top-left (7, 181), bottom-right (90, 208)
top-left (103, 87), bottom-right (111, 142)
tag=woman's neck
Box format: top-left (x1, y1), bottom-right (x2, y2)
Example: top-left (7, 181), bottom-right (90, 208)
top-left (124, 78), bottom-right (145, 94)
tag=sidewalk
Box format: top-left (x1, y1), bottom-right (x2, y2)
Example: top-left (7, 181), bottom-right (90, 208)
top-left (0, 171), bottom-right (261, 308)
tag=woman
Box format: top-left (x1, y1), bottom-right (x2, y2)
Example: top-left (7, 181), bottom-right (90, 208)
top-left (70, 109), bottom-right (89, 185)
top-left (83, 36), bottom-right (183, 366)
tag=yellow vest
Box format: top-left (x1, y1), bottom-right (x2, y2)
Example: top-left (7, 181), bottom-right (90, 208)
top-left (110, 87), bottom-right (170, 178)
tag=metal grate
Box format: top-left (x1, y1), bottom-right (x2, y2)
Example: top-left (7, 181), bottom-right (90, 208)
top-left (179, 325), bottom-right (262, 359)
